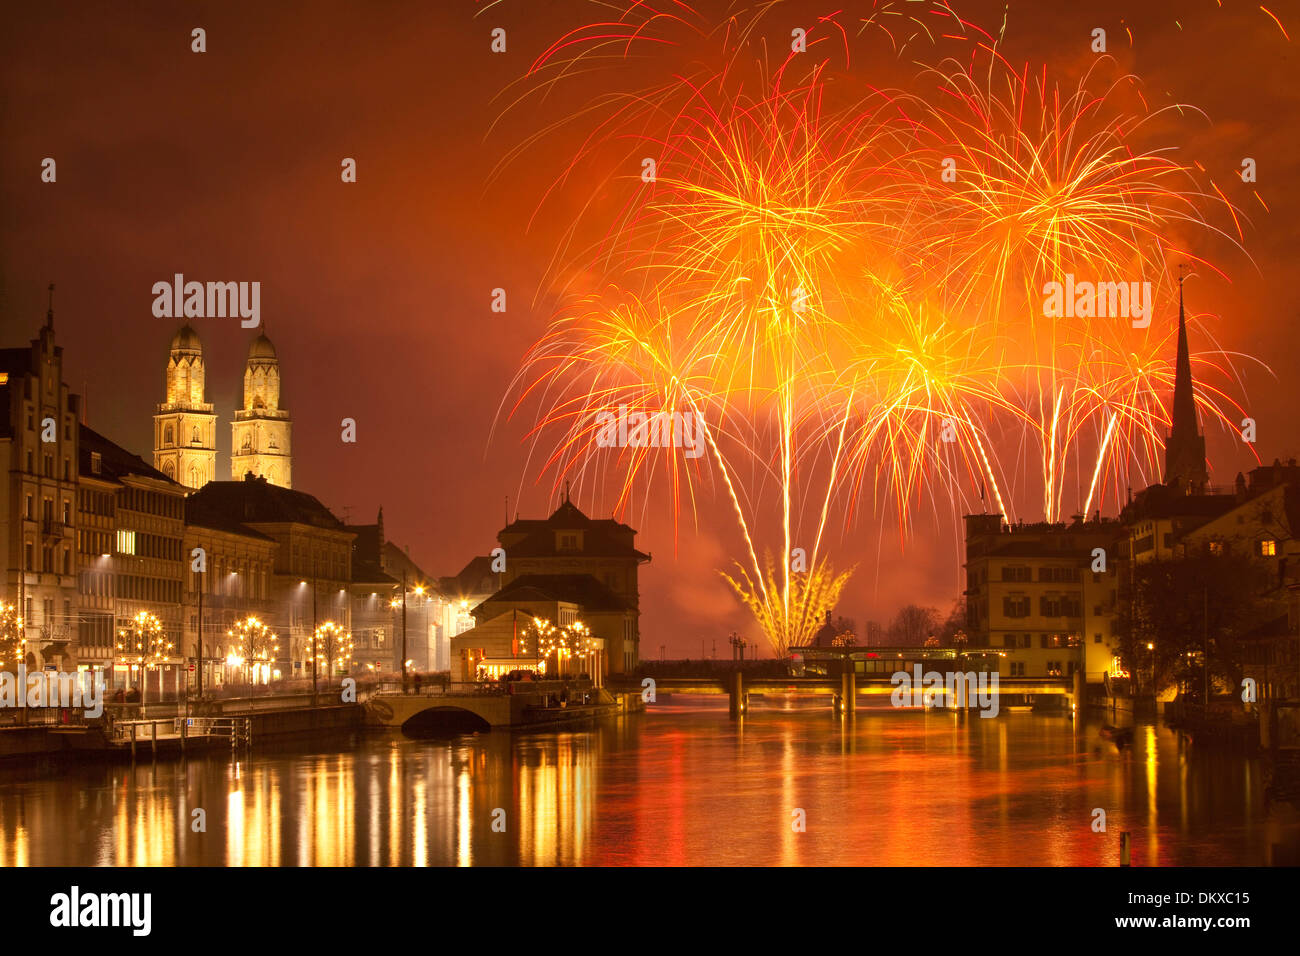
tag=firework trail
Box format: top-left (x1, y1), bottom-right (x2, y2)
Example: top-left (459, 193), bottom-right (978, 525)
top-left (491, 1), bottom-right (1263, 653)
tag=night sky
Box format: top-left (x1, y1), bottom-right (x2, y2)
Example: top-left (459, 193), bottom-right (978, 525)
top-left (3, 1), bottom-right (1297, 655)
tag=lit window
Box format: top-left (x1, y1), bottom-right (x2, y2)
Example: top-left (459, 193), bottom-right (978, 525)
top-left (116, 530), bottom-right (135, 555)
top-left (1261, 539), bottom-right (1277, 557)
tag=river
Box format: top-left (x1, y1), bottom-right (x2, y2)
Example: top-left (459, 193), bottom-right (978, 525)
top-left (1, 697), bottom-right (1296, 865)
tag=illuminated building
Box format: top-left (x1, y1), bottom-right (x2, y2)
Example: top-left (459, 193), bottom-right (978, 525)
top-left (183, 507), bottom-right (278, 690)
top-left (153, 324), bottom-right (217, 490)
top-left (231, 332), bottom-right (292, 488)
top-left (0, 301), bottom-right (80, 670)
top-left (77, 424), bottom-right (187, 691)
top-left (187, 475), bottom-right (353, 679)
top-left (446, 492), bottom-right (649, 679)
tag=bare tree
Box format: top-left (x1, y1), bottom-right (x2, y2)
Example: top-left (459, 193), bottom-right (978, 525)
top-left (887, 605), bottom-right (941, 645)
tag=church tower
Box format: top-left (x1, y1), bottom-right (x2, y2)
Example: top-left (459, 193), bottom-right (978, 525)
top-left (154, 325), bottom-right (217, 489)
top-left (1163, 276), bottom-right (1209, 493)
top-left (231, 332), bottom-right (292, 488)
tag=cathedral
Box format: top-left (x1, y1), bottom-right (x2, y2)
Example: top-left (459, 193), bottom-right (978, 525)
top-left (153, 326), bottom-right (293, 490)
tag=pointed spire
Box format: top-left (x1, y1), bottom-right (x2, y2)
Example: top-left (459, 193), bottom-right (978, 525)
top-left (46, 283), bottom-right (54, 329)
top-left (1171, 269), bottom-right (1198, 437)
top-left (1164, 267), bottom-right (1209, 491)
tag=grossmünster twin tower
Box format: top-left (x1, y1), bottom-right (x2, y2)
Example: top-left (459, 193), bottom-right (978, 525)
top-left (152, 325), bottom-right (293, 490)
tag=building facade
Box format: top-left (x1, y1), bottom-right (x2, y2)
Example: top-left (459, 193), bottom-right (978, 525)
top-left (186, 476), bottom-right (353, 681)
top-left (230, 333), bottom-right (292, 488)
top-left (183, 515), bottom-right (278, 691)
top-left (1, 306), bottom-right (81, 670)
top-left (449, 495), bottom-right (649, 679)
top-left (153, 325), bottom-right (218, 491)
top-left (78, 425), bottom-right (187, 694)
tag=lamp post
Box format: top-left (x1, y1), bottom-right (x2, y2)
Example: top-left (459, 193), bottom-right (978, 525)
top-left (310, 553), bottom-right (318, 706)
top-left (196, 559), bottom-right (204, 700)
top-left (401, 568), bottom-right (408, 694)
top-left (394, 574), bottom-right (429, 693)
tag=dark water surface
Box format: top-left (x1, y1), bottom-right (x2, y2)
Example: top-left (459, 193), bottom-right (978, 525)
top-left (2, 697), bottom-right (1296, 865)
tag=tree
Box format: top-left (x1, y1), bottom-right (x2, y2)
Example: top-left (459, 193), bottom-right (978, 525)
top-left (0, 601), bottom-right (25, 670)
top-left (937, 598), bottom-right (968, 647)
top-left (229, 616), bottom-right (279, 696)
top-left (116, 610), bottom-right (173, 707)
top-left (887, 605), bottom-right (941, 645)
top-left (1115, 549), bottom-right (1284, 702)
top-left (519, 618), bottom-right (596, 677)
top-left (308, 622), bottom-right (353, 684)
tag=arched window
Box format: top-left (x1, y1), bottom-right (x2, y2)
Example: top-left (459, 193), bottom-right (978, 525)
top-left (164, 424), bottom-right (174, 446)
top-left (163, 461), bottom-right (175, 480)
top-left (187, 463), bottom-right (201, 488)
top-left (241, 433), bottom-right (253, 454)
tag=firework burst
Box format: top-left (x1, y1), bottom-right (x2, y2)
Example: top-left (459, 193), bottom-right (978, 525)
top-left (494, 1), bottom-right (1263, 655)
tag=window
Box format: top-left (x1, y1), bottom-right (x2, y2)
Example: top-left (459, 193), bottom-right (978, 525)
top-left (1209, 541), bottom-right (1224, 556)
top-left (1094, 634), bottom-right (1102, 644)
top-left (164, 424), bottom-right (174, 445)
top-left (1003, 596), bottom-right (1030, 618)
top-left (116, 530), bottom-right (136, 555)
top-left (24, 494), bottom-right (33, 519)
top-left (1261, 539), bottom-right (1277, 557)
top-left (90, 451), bottom-right (101, 474)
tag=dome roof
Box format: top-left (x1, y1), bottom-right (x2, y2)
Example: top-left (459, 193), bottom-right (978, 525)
top-left (248, 333), bottom-right (277, 362)
top-left (170, 324), bottom-right (202, 354)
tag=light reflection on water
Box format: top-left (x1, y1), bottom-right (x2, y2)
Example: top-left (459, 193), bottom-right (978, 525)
top-left (0, 697), bottom-right (1296, 866)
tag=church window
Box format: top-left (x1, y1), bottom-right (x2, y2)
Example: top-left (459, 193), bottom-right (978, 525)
top-left (241, 434), bottom-right (253, 454)
top-left (269, 435), bottom-right (278, 450)
top-left (164, 424), bottom-right (174, 445)
top-left (191, 426), bottom-right (201, 444)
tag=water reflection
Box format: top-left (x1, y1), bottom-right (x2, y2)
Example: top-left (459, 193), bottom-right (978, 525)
top-left (1, 698), bottom-right (1297, 865)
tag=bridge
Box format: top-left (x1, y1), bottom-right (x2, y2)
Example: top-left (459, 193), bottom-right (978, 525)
top-left (612, 671), bottom-right (1083, 718)
top-left (363, 681), bottom-right (640, 732)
